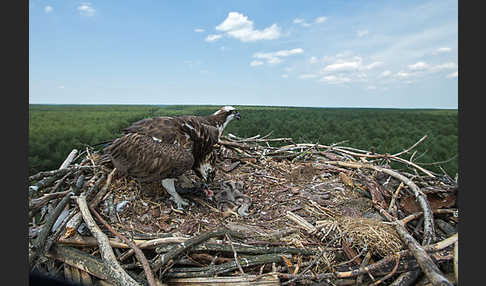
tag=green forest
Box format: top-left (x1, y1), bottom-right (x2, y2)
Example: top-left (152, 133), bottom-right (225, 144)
top-left (29, 104), bottom-right (458, 177)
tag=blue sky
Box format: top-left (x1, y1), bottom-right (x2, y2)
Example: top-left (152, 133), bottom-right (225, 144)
top-left (29, 0), bottom-right (458, 108)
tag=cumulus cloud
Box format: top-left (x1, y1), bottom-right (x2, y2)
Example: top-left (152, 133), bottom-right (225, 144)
top-left (215, 12), bottom-right (281, 42)
top-left (408, 61), bottom-right (429, 70)
top-left (78, 3), bottom-right (95, 17)
top-left (253, 48), bottom-right (304, 65)
top-left (194, 28), bottom-right (205, 33)
top-left (205, 34), bottom-right (222, 42)
top-left (44, 5), bottom-right (53, 13)
top-left (281, 74), bottom-right (289, 78)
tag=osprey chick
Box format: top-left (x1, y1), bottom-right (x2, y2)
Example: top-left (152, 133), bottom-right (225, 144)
top-left (103, 106), bottom-right (240, 209)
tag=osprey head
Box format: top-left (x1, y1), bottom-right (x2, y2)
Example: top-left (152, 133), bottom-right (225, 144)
top-left (213, 106), bottom-right (241, 135)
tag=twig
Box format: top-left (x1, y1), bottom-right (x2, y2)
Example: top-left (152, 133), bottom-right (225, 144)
top-left (76, 194), bottom-right (140, 286)
top-left (375, 206), bottom-right (453, 286)
top-left (152, 228), bottom-right (245, 273)
top-left (165, 254), bottom-right (284, 278)
top-left (367, 253), bottom-right (400, 286)
top-left (392, 135), bottom-right (428, 157)
top-left (89, 205), bottom-right (157, 286)
top-left (323, 160), bottom-right (436, 245)
top-left (388, 182), bottom-right (404, 215)
top-left (30, 191), bottom-right (73, 268)
top-left (226, 233), bottom-right (245, 275)
top-left (356, 251), bottom-right (372, 285)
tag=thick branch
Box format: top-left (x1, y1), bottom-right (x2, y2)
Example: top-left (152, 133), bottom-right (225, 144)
top-left (323, 160), bottom-right (436, 245)
top-left (76, 194), bottom-right (140, 286)
top-left (89, 205), bottom-right (157, 286)
top-left (152, 228), bottom-right (245, 273)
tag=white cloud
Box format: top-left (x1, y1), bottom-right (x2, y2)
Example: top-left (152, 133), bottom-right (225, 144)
top-left (357, 29), bottom-right (369, 37)
top-left (396, 71), bottom-right (410, 78)
top-left (215, 12), bottom-right (281, 42)
top-left (320, 75), bottom-right (352, 84)
top-left (323, 57), bottom-right (362, 72)
top-left (379, 70), bottom-right (392, 78)
top-left (194, 28), bottom-right (205, 33)
top-left (446, 71), bottom-right (458, 78)
top-left (315, 16), bottom-right (327, 23)
top-left (293, 18), bottom-right (304, 24)
top-left (205, 34), bottom-right (222, 42)
top-left (293, 18), bottom-right (312, 27)
top-left (253, 48), bottom-right (304, 65)
top-left (408, 61), bottom-right (429, 70)
top-left (435, 47), bottom-right (452, 54)
top-left (250, 60), bottom-right (264, 67)
top-left (77, 3), bottom-right (95, 17)
top-left (281, 74), bottom-right (289, 78)
top-left (362, 61), bottom-right (383, 70)
top-left (309, 57), bottom-right (319, 64)
top-left (44, 5), bottom-right (53, 13)
top-left (429, 62), bottom-right (457, 72)
top-left (299, 74), bottom-right (319, 79)
top-left (366, 85), bottom-right (377, 90)
top-left (58, 85), bottom-right (65, 89)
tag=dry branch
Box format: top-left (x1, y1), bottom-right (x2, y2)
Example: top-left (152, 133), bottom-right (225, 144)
top-left (376, 206), bottom-right (453, 286)
top-left (76, 194), bottom-right (141, 286)
top-left (89, 205), bottom-right (157, 286)
top-left (59, 149), bottom-right (78, 170)
top-left (152, 228), bottom-right (245, 273)
top-left (323, 160), bottom-right (436, 245)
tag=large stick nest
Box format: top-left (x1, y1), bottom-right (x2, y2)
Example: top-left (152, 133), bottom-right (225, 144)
top-left (28, 133), bottom-right (458, 285)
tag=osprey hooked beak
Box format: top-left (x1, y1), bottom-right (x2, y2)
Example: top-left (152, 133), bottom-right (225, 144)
top-left (234, 111), bottom-right (241, 120)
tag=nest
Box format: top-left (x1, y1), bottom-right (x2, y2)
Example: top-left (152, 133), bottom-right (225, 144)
top-left (28, 133), bottom-right (458, 285)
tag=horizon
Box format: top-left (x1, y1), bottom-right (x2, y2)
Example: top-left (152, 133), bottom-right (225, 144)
top-left (29, 0), bottom-right (458, 109)
top-left (28, 103), bottom-right (458, 110)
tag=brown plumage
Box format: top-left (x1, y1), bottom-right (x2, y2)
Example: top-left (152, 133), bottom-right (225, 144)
top-left (102, 106), bottom-right (240, 209)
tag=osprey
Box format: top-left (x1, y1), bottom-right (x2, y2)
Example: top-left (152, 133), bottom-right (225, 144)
top-left (102, 106), bottom-right (241, 209)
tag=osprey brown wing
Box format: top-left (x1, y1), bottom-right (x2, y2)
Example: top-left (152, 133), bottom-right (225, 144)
top-left (104, 133), bottom-right (195, 183)
top-left (123, 117), bottom-right (181, 141)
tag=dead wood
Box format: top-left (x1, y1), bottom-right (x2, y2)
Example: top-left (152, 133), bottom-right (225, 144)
top-left (165, 254), bottom-right (285, 278)
top-left (76, 194), bottom-right (141, 286)
top-left (29, 132), bottom-right (458, 285)
top-left (59, 149), bottom-right (79, 170)
top-left (389, 270), bottom-right (421, 286)
top-left (89, 205), bottom-right (157, 286)
top-left (30, 191), bottom-right (73, 268)
top-left (152, 228), bottom-right (246, 273)
top-left (324, 160), bottom-right (436, 245)
top-left (376, 206), bottom-right (453, 286)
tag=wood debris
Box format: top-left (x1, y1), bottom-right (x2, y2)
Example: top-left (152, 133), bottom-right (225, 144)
top-left (29, 133), bottom-right (458, 285)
